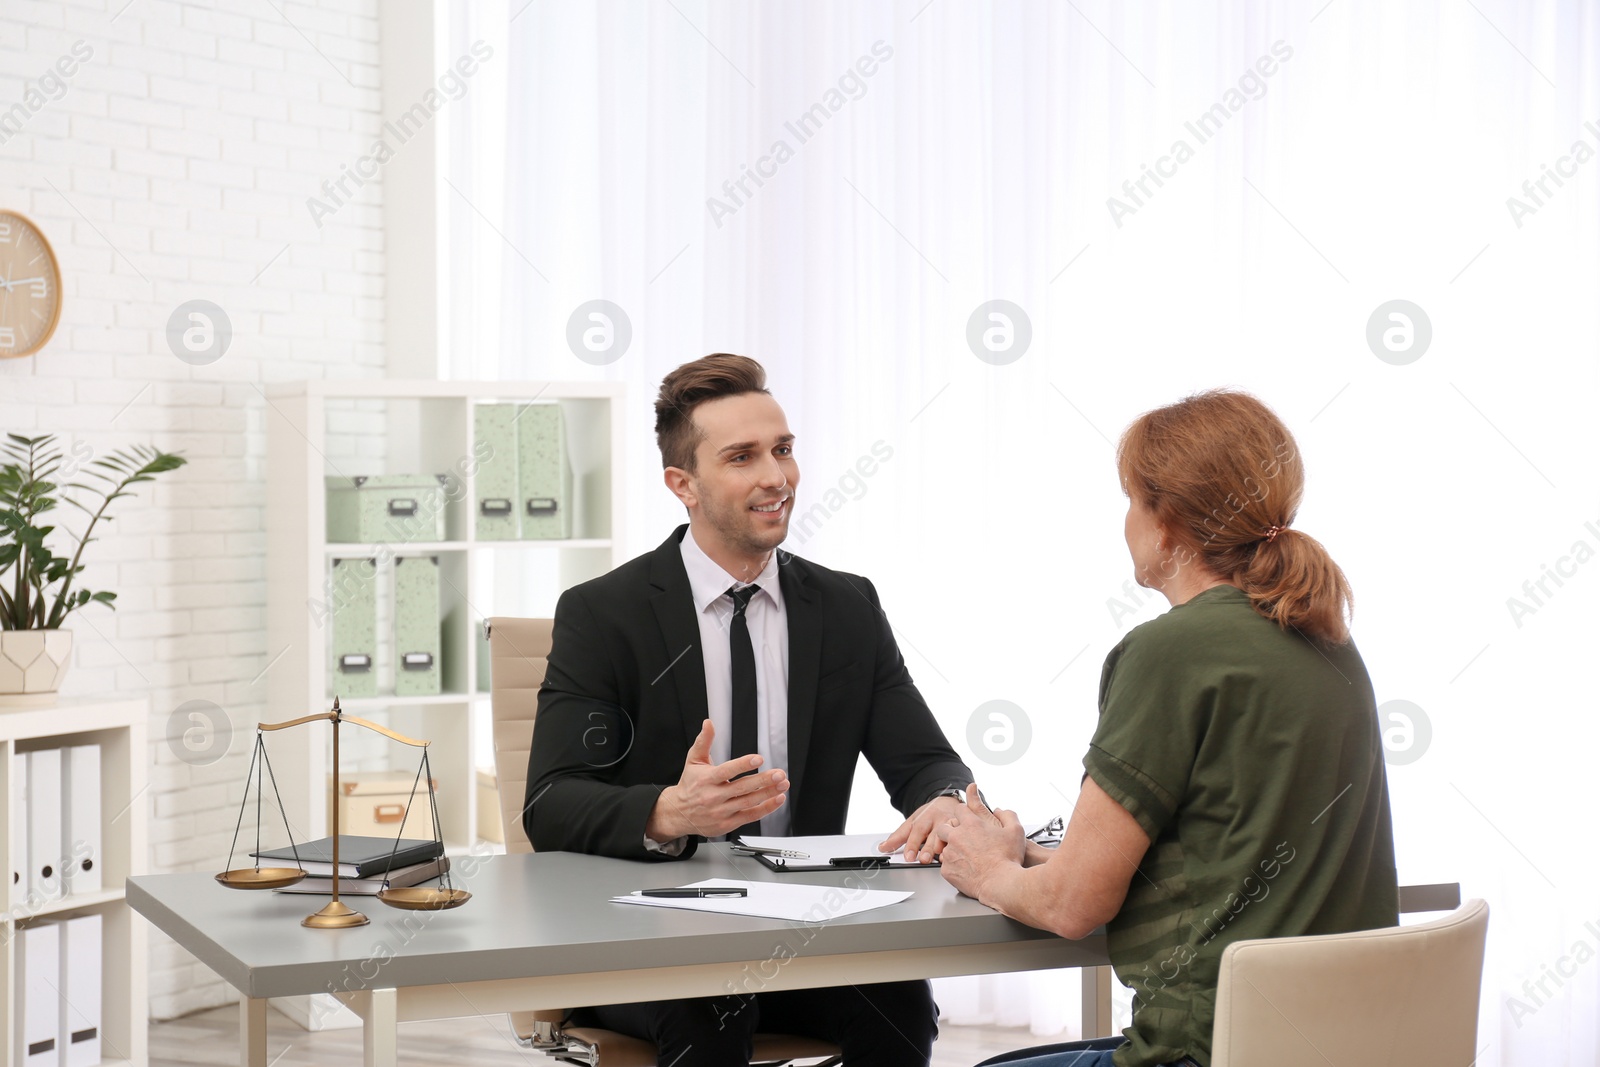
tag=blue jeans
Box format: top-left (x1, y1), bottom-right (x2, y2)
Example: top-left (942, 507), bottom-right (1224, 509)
top-left (976, 1037), bottom-right (1198, 1067)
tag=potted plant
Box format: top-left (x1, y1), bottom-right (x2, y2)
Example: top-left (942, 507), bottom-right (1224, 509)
top-left (0, 433), bottom-right (186, 706)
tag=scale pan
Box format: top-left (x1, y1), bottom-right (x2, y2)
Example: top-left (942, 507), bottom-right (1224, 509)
top-left (216, 867), bottom-right (307, 890)
top-left (377, 887), bottom-right (471, 911)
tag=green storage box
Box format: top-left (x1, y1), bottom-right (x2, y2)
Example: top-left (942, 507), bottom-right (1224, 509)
top-left (329, 557), bottom-right (377, 699)
top-left (393, 556), bottom-right (442, 697)
top-left (517, 403), bottom-right (573, 539)
top-left (476, 618), bottom-right (492, 693)
top-left (473, 405), bottom-right (519, 541)
top-left (326, 474), bottom-right (448, 544)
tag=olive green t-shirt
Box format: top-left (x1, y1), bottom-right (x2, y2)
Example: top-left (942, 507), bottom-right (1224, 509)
top-left (1084, 585), bottom-right (1399, 1067)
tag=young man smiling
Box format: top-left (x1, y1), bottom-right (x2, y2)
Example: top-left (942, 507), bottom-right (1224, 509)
top-left (525, 353), bottom-right (975, 1067)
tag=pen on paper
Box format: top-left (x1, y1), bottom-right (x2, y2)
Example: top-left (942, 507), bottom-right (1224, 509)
top-left (640, 887), bottom-right (749, 898)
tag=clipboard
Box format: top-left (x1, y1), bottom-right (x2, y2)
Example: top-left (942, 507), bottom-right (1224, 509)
top-left (729, 833), bottom-right (941, 872)
top-left (738, 853), bottom-right (927, 872)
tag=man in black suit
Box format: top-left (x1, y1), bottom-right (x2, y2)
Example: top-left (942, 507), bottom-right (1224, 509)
top-left (525, 354), bottom-right (975, 1067)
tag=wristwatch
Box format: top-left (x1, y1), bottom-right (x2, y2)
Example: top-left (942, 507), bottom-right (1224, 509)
top-left (933, 785), bottom-right (989, 808)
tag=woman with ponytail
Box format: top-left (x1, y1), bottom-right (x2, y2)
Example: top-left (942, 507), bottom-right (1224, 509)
top-left (1119, 389), bottom-right (1353, 645)
top-left (935, 391), bottom-right (1399, 1067)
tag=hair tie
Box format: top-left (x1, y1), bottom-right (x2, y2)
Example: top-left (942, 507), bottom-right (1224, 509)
top-left (1262, 524), bottom-right (1287, 544)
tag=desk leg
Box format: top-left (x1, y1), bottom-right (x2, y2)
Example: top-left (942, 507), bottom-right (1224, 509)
top-left (361, 987), bottom-right (398, 1067)
top-left (1081, 966), bottom-right (1113, 1038)
top-left (240, 997), bottom-right (267, 1067)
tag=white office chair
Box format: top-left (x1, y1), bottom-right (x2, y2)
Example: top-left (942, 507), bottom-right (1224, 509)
top-left (1212, 897), bottom-right (1489, 1067)
top-left (485, 616), bottom-right (843, 1067)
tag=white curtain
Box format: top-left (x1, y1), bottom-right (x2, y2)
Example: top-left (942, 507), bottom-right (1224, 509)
top-left (446, 2), bottom-right (1600, 1060)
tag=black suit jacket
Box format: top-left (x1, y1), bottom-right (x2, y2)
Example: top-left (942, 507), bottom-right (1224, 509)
top-left (524, 525), bottom-right (974, 860)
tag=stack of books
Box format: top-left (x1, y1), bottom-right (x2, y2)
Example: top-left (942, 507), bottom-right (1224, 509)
top-left (251, 836), bottom-right (449, 896)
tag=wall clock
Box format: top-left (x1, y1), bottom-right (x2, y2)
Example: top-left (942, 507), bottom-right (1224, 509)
top-left (0, 210), bottom-right (63, 359)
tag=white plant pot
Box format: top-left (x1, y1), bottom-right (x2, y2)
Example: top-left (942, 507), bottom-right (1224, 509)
top-left (0, 629), bottom-right (74, 707)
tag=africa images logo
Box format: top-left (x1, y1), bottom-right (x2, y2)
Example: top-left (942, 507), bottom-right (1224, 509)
top-left (1106, 41), bottom-right (1293, 228)
top-left (705, 41), bottom-right (894, 228)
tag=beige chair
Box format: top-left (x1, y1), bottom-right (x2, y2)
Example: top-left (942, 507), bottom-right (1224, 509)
top-left (1212, 897), bottom-right (1489, 1067)
top-left (485, 616), bottom-right (843, 1067)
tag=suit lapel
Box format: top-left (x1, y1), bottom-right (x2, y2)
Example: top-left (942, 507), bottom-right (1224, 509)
top-left (779, 551), bottom-right (821, 807)
top-left (648, 526), bottom-right (708, 751)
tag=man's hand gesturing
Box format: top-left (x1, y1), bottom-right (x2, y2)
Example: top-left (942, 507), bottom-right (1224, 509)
top-left (646, 720), bottom-right (789, 841)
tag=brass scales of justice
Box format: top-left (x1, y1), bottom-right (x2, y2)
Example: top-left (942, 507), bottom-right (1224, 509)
top-left (215, 696), bottom-right (470, 928)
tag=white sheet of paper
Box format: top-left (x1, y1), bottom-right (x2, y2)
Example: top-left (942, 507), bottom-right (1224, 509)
top-left (736, 833), bottom-right (929, 866)
top-left (611, 878), bottom-right (913, 922)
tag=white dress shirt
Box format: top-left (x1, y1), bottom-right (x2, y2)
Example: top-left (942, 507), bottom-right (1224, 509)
top-left (678, 526), bottom-right (792, 837)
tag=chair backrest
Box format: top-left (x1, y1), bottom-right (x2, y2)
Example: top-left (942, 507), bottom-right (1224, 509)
top-left (1212, 898), bottom-right (1489, 1067)
top-left (481, 614), bottom-right (848, 1066)
top-left (485, 616), bottom-right (555, 856)
top-left (485, 617), bottom-right (567, 1038)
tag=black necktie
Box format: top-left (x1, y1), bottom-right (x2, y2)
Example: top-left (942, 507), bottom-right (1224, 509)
top-left (727, 583), bottom-right (761, 837)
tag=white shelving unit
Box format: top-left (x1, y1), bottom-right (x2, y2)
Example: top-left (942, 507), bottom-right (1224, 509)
top-left (263, 379), bottom-right (625, 851)
top-left (0, 697), bottom-right (149, 1067)
top-left (264, 380), bottom-right (625, 1030)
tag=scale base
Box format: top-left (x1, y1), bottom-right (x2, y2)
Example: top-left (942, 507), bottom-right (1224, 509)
top-left (303, 901), bottom-right (369, 929)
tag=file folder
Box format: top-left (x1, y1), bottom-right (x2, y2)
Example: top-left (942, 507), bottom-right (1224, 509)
top-left (61, 746), bottom-right (101, 896)
top-left (517, 403), bottom-right (573, 539)
top-left (12, 751), bottom-right (26, 901)
top-left (392, 556), bottom-right (441, 697)
top-left (17, 921), bottom-right (59, 1067)
top-left (60, 914), bottom-right (101, 1067)
top-left (329, 558), bottom-right (377, 699)
top-left (473, 404), bottom-right (519, 540)
top-left (26, 749), bottom-right (62, 902)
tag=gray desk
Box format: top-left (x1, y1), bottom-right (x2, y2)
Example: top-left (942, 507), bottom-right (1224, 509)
top-left (129, 846), bottom-right (1113, 1067)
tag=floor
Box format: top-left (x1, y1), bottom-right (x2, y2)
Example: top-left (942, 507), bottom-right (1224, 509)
top-left (149, 1004), bottom-right (1061, 1066)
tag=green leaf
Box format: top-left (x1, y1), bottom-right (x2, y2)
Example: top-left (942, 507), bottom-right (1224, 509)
top-left (2, 437), bottom-right (183, 630)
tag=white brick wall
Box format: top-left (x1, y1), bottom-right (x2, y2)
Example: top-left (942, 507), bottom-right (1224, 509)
top-left (0, 0), bottom-right (386, 1019)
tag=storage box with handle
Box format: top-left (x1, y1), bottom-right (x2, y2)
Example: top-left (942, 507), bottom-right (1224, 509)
top-left (473, 404), bottom-right (519, 540)
top-left (393, 556), bottom-right (442, 697)
top-left (517, 403), bottom-right (573, 539)
top-left (329, 558), bottom-right (377, 699)
top-left (326, 474), bottom-right (448, 544)
top-left (330, 771), bottom-right (440, 842)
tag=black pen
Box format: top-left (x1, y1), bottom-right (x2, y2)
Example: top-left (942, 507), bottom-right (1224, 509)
top-left (641, 887), bottom-right (749, 898)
